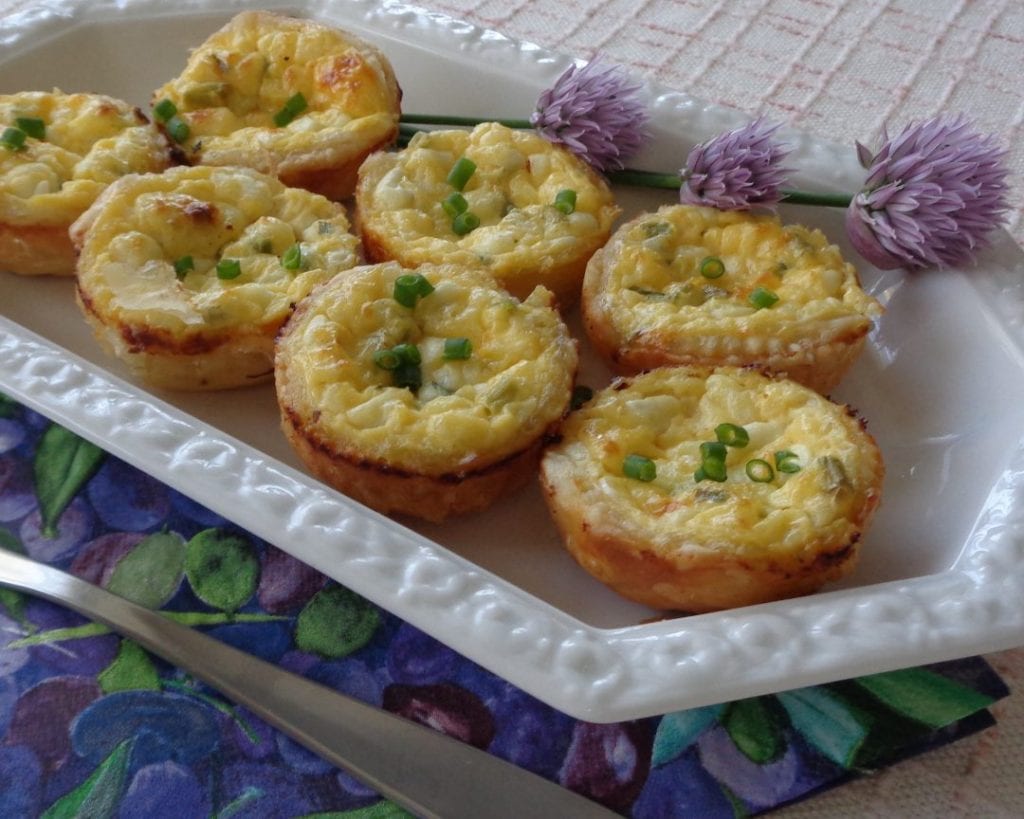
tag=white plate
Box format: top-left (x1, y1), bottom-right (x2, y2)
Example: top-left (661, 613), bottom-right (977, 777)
top-left (2, 0), bottom-right (1024, 723)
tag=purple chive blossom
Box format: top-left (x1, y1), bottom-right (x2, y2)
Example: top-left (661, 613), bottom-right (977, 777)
top-left (845, 115), bottom-right (1010, 269)
top-left (530, 58), bottom-right (650, 173)
top-left (679, 117), bottom-right (792, 210)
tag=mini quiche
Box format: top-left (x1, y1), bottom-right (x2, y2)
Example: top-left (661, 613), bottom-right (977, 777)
top-left (275, 261), bottom-right (578, 522)
top-left (0, 90), bottom-right (172, 276)
top-left (582, 204), bottom-right (883, 393)
top-left (540, 366), bottom-right (884, 612)
top-left (71, 164), bottom-right (361, 391)
top-left (152, 10), bottom-right (402, 200)
top-left (355, 122), bottom-right (620, 308)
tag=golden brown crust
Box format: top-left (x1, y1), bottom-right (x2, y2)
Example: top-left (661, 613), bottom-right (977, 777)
top-left (153, 11), bottom-right (402, 201)
top-left (354, 124), bottom-right (619, 309)
top-left (0, 221), bottom-right (76, 277)
top-left (540, 366), bottom-right (884, 612)
top-left (581, 206), bottom-right (882, 393)
top-left (72, 164), bottom-right (362, 390)
top-left (274, 261), bottom-right (578, 522)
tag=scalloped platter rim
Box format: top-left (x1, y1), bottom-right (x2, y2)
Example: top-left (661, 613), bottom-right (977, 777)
top-left (2, 0), bottom-right (1024, 722)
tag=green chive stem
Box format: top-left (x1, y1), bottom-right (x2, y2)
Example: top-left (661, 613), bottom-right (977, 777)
top-left (606, 169), bottom-right (854, 208)
top-left (746, 459), bottom-right (775, 482)
top-left (715, 423), bottom-right (749, 448)
top-left (400, 113), bottom-right (534, 129)
top-left (443, 337), bottom-right (473, 360)
top-left (447, 157), bottom-right (477, 191)
top-left (623, 454), bottom-right (657, 482)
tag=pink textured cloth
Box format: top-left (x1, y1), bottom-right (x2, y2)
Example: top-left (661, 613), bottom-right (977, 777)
top-left (1, 1), bottom-right (1021, 815)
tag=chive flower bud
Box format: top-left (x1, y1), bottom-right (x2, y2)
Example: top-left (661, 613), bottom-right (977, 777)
top-left (845, 115), bottom-right (1010, 269)
top-left (531, 57), bottom-right (650, 173)
top-left (680, 116), bottom-right (792, 210)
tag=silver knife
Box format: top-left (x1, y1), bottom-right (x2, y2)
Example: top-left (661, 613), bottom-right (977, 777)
top-left (0, 547), bottom-right (620, 818)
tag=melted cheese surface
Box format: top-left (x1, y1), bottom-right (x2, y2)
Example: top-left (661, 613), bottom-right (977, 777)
top-left (154, 11), bottom-right (399, 166)
top-left (0, 91), bottom-right (169, 225)
top-left (281, 262), bottom-right (577, 473)
top-left (75, 165), bottom-right (360, 331)
top-left (550, 367), bottom-right (880, 553)
top-left (358, 123), bottom-right (619, 278)
top-left (594, 204), bottom-right (881, 343)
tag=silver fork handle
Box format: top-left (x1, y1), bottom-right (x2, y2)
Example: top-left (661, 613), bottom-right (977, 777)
top-left (0, 549), bottom-right (618, 819)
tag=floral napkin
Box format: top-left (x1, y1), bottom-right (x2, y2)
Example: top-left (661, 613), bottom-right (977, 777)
top-left (0, 392), bottom-right (1008, 818)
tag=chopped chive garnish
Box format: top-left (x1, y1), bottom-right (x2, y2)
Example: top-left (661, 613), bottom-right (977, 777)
top-left (775, 450), bottom-right (802, 473)
top-left (699, 256), bottom-right (725, 279)
top-left (165, 115), bottom-right (190, 144)
top-left (443, 337), bottom-right (472, 360)
top-left (393, 273), bottom-right (434, 307)
top-left (698, 458), bottom-right (727, 482)
top-left (623, 454), bottom-right (656, 482)
top-left (273, 92), bottom-right (307, 127)
top-left (441, 192), bottom-right (468, 218)
top-left (281, 243), bottom-right (303, 270)
top-left (173, 255), bottom-right (194, 279)
top-left (216, 258), bottom-right (242, 280)
top-left (699, 441), bottom-right (727, 462)
top-left (393, 362), bottom-right (422, 391)
top-left (553, 189), bottom-right (577, 214)
top-left (570, 385), bottom-right (593, 410)
top-left (748, 286), bottom-right (779, 309)
top-left (452, 211), bottom-right (480, 236)
top-left (1, 127), bottom-right (26, 151)
top-left (373, 349), bottom-right (401, 370)
top-left (153, 98), bottom-right (178, 122)
top-left (14, 117), bottom-right (45, 140)
top-left (746, 459), bottom-right (774, 482)
top-left (446, 156), bottom-right (476, 191)
top-left (715, 423), bottom-right (749, 448)
top-left (391, 343), bottom-right (421, 365)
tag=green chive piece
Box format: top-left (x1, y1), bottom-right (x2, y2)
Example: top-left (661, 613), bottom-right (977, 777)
top-left (442, 337), bottom-right (472, 360)
top-left (14, 117), bottom-right (45, 140)
top-left (715, 423), bottom-right (750, 448)
top-left (153, 98), bottom-right (178, 122)
top-left (446, 156), bottom-right (477, 191)
top-left (699, 457), bottom-right (727, 482)
top-left (391, 343), bottom-right (421, 365)
top-left (373, 349), bottom-right (401, 370)
top-left (393, 273), bottom-right (434, 307)
top-left (173, 255), bottom-right (194, 279)
top-left (699, 441), bottom-right (727, 462)
top-left (748, 286), bottom-right (780, 309)
top-left (746, 459), bottom-right (775, 483)
top-left (393, 362), bottom-right (422, 391)
top-left (165, 115), bottom-right (190, 144)
top-left (623, 454), bottom-right (656, 482)
top-left (442, 192), bottom-right (468, 218)
top-left (699, 256), bottom-right (725, 279)
top-left (775, 450), bottom-right (802, 473)
top-left (452, 211), bottom-right (480, 236)
top-left (1, 127), bottom-right (26, 151)
top-left (216, 258), bottom-right (242, 280)
top-left (273, 92), bottom-right (307, 127)
top-left (281, 243), bottom-right (303, 270)
top-left (570, 385), bottom-right (593, 410)
top-left (553, 189), bottom-right (577, 214)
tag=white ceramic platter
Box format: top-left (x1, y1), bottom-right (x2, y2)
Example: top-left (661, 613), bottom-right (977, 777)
top-left (2, 0), bottom-right (1024, 723)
